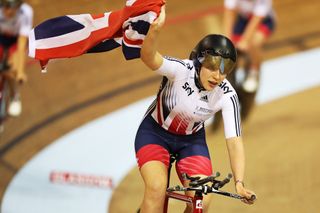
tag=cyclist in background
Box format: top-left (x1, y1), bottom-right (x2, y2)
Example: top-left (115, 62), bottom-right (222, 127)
top-left (0, 0), bottom-right (33, 116)
top-left (223, 0), bottom-right (276, 92)
top-left (135, 7), bottom-right (256, 213)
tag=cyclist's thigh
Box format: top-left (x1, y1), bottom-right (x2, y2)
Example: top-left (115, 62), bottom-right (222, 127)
top-left (135, 116), bottom-right (171, 190)
top-left (253, 16), bottom-right (276, 46)
top-left (232, 15), bottom-right (249, 42)
top-left (175, 136), bottom-right (212, 181)
top-left (135, 115), bottom-right (171, 170)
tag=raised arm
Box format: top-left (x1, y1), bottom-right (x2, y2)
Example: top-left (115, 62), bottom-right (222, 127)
top-left (140, 6), bottom-right (165, 71)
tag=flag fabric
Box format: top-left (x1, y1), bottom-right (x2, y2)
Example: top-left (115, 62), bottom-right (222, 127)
top-left (28, 0), bottom-right (165, 70)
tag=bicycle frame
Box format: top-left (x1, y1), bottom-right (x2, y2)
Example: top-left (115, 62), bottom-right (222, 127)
top-left (165, 190), bottom-right (204, 213)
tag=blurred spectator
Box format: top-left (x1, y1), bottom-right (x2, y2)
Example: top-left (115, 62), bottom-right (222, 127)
top-left (0, 0), bottom-right (33, 116)
top-left (223, 0), bottom-right (276, 92)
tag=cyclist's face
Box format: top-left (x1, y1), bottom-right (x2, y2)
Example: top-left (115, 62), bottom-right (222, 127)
top-left (2, 6), bottom-right (19, 19)
top-left (200, 66), bottom-right (226, 91)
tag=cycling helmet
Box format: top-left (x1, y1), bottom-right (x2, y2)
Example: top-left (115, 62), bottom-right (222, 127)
top-left (190, 34), bottom-right (237, 76)
top-left (0, 0), bottom-right (22, 8)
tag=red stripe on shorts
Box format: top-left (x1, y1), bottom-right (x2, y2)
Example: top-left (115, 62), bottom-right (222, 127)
top-left (176, 155), bottom-right (212, 180)
top-left (259, 24), bottom-right (272, 37)
top-left (136, 144), bottom-right (170, 169)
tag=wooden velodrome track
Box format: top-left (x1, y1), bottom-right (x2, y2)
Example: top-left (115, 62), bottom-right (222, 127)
top-left (1, 0), bottom-right (320, 212)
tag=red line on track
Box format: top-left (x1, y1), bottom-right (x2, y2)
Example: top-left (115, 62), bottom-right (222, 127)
top-left (166, 5), bottom-right (224, 26)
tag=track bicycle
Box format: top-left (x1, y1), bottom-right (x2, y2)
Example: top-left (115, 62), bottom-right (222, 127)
top-left (212, 48), bottom-right (258, 130)
top-left (0, 47), bottom-right (12, 132)
top-left (164, 154), bottom-right (255, 213)
top-left (165, 173), bottom-right (251, 213)
top-left (137, 154), bottom-right (256, 213)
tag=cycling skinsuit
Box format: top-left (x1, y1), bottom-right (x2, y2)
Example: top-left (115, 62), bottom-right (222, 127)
top-left (0, 3), bottom-right (33, 57)
top-left (224, 0), bottom-right (276, 42)
top-left (135, 57), bottom-right (241, 178)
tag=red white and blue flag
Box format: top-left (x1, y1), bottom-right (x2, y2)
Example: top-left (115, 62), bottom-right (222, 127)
top-left (28, 0), bottom-right (165, 70)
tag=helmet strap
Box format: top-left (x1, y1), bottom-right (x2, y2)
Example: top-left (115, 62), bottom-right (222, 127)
top-left (194, 67), bottom-right (206, 91)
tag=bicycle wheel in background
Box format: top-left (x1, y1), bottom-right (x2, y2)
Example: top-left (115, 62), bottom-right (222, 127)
top-left (0, 76), bottom-right (10, 132)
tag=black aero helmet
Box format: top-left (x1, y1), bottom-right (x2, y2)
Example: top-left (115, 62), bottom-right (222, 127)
top-left (189, 34), bottom-right (237, 76)
top-left (0, 0), bottom-right (22, 8)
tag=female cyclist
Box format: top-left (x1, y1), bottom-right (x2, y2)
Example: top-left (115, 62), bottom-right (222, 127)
top-left (223, 0), bottom-right (276, 92)
top-left (0, 0), bottom-right (33, 116)
top-left (135, 7), bottom-right (256, 213)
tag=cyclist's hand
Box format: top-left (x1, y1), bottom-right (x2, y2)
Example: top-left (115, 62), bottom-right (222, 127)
top-left (16, 72), bottom-right (27, 84)
top-left (150, 5), bottom-right (166, 31)
top-left (235, 182), bottom-right (256, 205)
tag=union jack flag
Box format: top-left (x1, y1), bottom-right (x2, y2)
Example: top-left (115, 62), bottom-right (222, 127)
top-left (28, 0), bottom-right (165, 71)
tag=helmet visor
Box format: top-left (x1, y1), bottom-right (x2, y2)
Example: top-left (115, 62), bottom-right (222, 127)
top-left (200, 54), bottom-right (236, 75)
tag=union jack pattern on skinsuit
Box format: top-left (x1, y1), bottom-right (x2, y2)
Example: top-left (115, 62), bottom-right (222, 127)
top-left (28, 0), bottom-right (164, 69)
